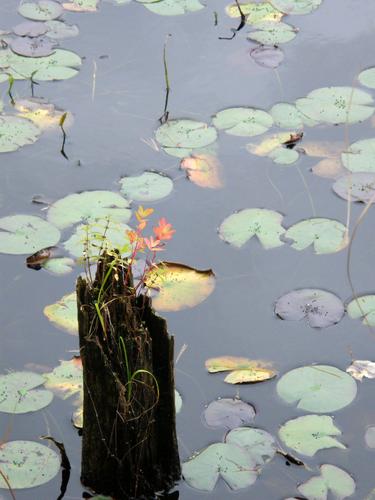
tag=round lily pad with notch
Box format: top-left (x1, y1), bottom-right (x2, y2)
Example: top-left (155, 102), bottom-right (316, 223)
top-left (119, 172), bottom-right (173, 202)
top-left (43, 257), bottom-right (75, 275)
top-left (226, 2), bottom-right (283, 23)
top-left (63, 220), bottom-right (132, 258)
top-left (48, 190), bottom-right (131, 230)
top-left (219, 208), bottom-right (286, 249)
top-left (212, 107), bottom-right (273, 137)
top-left (0, 215), bottom-right (60, 255)
top-left (295, 87), bottom-right (374, 125)
top-left (248, 21), bottom-right (297, 45)
top-left (145, 262), bottom-right (215, 312)
top-left (277, 365), bottom-right (357, 412)
top-left (0, 372), bottom-right (53, 414)
top-left (341, 138), bottom-right (375, 173)
top-left (155, 119), bottom-right (217, 158)
top-left (279, 415), bottom-right (345, 456)
top-left (203, 398), bottom-right (255, 429)
top-left (270, 0), bottom-right (322, 15)
top-left (359, 68), bottom-right (375, 89)
top-left (270, 103), bottom-right (304, 129)
top-left (347, 295), bottom-right (375, 327)
top-left (275, 289), bottom-right (345, 328)
top-left (285, 217), bottom-right (347, 254)
top-left (10, 36), bottom-right (56, 58)
top-left (333, 173), bottom-right (375, 203)
top-left (0, 115), bottom-right (41, 153)
top-left (18, 0), bottom-right (63, 20)
top-left (137, 0), bottom-right (204, 15)
top-left (13, 21), bottom-right (48, 37)
top-left (250, 46), bottom-right (284, 69)
top-left (182, 442), bottom-right (257, 491)
top-left (0, 440), bottom-right (60, 489)
top-left (298, 464), bottom-right (355, 500)
top-left (225, 427), bottom-right (277, 465)
top-left (44, 292), bottom-right (78, 334)
top-left (45, 20), bottom-right (79, 39)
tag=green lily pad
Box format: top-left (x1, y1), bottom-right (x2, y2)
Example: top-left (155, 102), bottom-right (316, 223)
top-left (277, 365), bottom-right (357, 413)
top-left (203, 398), bottom-right (255, 429)
top-left (270, 0), bottom-right (322, 15)
top-left (225, 427), bottom-right (277, 465)
top-left (0, 440), bottom-right (60, 489)
top-left (63, 220), bottom-right (132, 258)
top-left (119, 172), bottom-right (173, 202)
top-left (182, 443), bottom-right (257, 491)
top-left (268, 146), bottom-right (299, 165)
top-left (0, 116), bottom-right (40, 153)
top-left (0, 48), bottom-right (81, 81)
top-left (0, 215), bottom-right (60, 255)
top-left (18, 1), bottom-right (63, 20)
top-left (333, 173), bottom-right (375, 203)
top-left (298, 464), bottom-right (355, 499)
top-left (285, 218), bottom-right (347, 254)
top-left (47, 191), bottom-right (131, 230)
top-left (226, 2), bottom-right (284, 24)
top-left (248, 21), bottom-right (298, 45)
top-left (279, 415), bottom-right (345, 457)
top-left (347, 296), bottom-right (375, 327)
top-left (359, 68), bottom-right (375, 89)
top-left (270, 103), bottom-right (304, 129)
top-left (43, 257), bottom-right (75, 275)
top-left (341, 138), bottom-right (375, 173)
top-left (137, 0), bottom-right (204, 15)
top-left (212, 108), bottom-right (273, 137)
top-left (45, 20), bottom-right (79, 39)
top-left (219, 208), bottom-right (285, 249)
top-left (44, 292), bottom-right (78, 334)
top-left (155, 119), bottom-right (217, 158)
top-left (0, 372), bottom-right (53, 414)
top-left (295, 87), bottom-right (374, 125)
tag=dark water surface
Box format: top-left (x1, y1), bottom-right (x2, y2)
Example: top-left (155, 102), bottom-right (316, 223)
top-left (2, 0), bottom-right (375, 498)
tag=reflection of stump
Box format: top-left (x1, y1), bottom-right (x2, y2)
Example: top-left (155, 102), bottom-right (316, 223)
top-left (76, 252), bottom-right (180, 498)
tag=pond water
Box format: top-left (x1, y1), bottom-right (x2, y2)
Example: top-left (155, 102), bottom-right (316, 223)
top-left (2, 0), bottom-right (375, 498)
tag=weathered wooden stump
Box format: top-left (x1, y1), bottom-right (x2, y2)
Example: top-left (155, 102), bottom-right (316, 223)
top-left (76, 252), bottom-right (180, 499)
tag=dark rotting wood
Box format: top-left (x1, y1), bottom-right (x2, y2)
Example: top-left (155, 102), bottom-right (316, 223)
top-left (76, 252), bottom-right (180, 499)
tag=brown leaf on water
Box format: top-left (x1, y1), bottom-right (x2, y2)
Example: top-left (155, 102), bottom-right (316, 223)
top-left (346, 360), bottom-right (375, 381)
top-left (205, 356), bottom-right (277, 384)
top-left (224, 367), bottom-right (277, 384)
top-left (180, 154), bottom-right (223, 189)
top-left (311, 158), bottom-right (346, 179)
top-left (205, 356), bottom-right (258, 372)
top-left (300, 141), bottom-right (345, 158)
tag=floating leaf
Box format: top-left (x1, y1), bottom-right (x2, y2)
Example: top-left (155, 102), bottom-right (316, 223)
top-left (212, 108), bottom-right (273, 137)
top-left (346, 360), bottom-right (375, 381)
top-left (275, 289), bottom-right (345, 328)
top-left (270, 103), bottom-right (304, 129)
top-left (0, 372), bottom-right (53, 414)
top-left (63, 220), bottom-right (132, 258)
top-left (0, 116), bottom-right (40, 153)
top-left (0, 440), bottom-right (60, 489)
top-left (155, 119), bottom-right (217, 158)
top-left (365, 427), bottom-right (375, 448)
top-left (219, 208), bottom-right (285, 249)
top-left (268, 146), bottom-right (299, 165)
top-left (298, 464), bottom-right (355, 500)
top-left (15, 98), bottom-right (73, 131)
top-left (285, 218), bottom-right (347, 254)
top-left (0, 215), bottom-right (60, 255)
top-left (333, 173), bottom-right (375, 203)
top-left (248, 21), bottom-right (297, 45)
top-left (205, 356), bottom-right (277, 384)
top-left (62, 0), bottom-right (99, 11)
top-left (18, 1), bottom-right (63, 20)
top-left (44, 292), bottom-right (78, 334)
top-left (43, 257), bottom-right (75, 275)
top-left (301, 140), bottom-right (344, 158)
top-left (224, 368), bottom-right (276, 384)
top-left (145, 262), bottom-right (215, 312)
top-left (180, 154), bottom-right (224, 189)
top-left (48, 191), bottom-right (131, 230)
top-left (203, 398), bottom-right (255, 429)
top-left (45, 20), bottom-right (79, 39)
top-left (347, 295), bottom-right (375, 327)
top-left (250, 46), bottom-right (284, 69)
top-left (225, 427), bottom-right (277, 465)
top-left (295, 87), bottom-right (374, 125)
top-left (138, 0), bottom-right (204, 15)
top-left (277, 365), bottom-right (357, 412)
top-left (182, 443), bottom-right (257, 491)
top-left (279, 415), bottom-right (345, 457)
top-left (13, 21), bottom-right (48, 37)
top-left (206, 356), bottom-right (265, 373)
top-left (312, 157), bottom-right (345, 179)
top-left (359, 68), bottom-right (375, 90)
top-left (270, 0), bottom-right (322, 15)
top-left (119, 172), bottom-right (173, 202)
top-left (10, 36), bottom-right (56, 58)
top-left (247, 132), bottom-right (300, 158)
top-left (226, 2), bottom-right (283, 23)
top-left (341, 138), bottom-right (375, 173)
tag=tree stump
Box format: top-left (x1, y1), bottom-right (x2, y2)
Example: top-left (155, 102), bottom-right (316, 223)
top-left (76, 252), bottom-right (180, 499)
